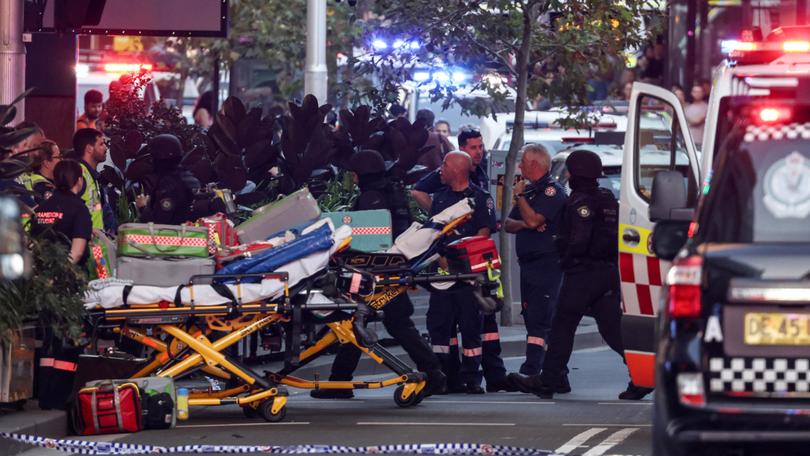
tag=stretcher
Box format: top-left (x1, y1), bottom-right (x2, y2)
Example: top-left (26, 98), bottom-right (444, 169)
top-left (81, 198), bottom-right (503, 421)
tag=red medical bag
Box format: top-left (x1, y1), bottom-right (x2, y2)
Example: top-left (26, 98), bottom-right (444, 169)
top-left (196, 213), bottom-right (239, 254)
top-left (73, 382), bottom-right (143, 436)
top-left (215, 240), bottom-right (278, 269)
top-left (445, 236), bottom-right (501, 273)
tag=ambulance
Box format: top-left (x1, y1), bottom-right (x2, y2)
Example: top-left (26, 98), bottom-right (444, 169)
top-left (619, 25), bottom-right (810, 390)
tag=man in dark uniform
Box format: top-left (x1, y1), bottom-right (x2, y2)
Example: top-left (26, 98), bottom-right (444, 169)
top-left (509, 150), bottom-right (654, 400)
top-left (136, 134), bottom-right (201, 225)
top-left (411, 129), bottom-right (488, 211)
top-left (311, 150), bottom-right (446, 399)
top-left (426, 151), bottom-right (512, 394)
top-left (503, 145), bottom-right (566, 381)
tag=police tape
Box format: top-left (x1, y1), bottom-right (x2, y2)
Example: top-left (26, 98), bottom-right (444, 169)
top-left (1, 432), bottom-right (555, 455)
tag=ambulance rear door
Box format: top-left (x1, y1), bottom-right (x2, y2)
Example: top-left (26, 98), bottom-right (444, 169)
top-left (618, 82), bottom-right (701, 388)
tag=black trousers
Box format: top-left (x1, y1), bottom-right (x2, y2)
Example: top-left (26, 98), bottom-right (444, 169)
top-left (329, 293), bottom-right (440, 381)
top-left (540, 263), bottom-right (625, 382)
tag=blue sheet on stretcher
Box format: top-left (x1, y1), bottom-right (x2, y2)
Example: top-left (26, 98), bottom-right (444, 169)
top-left (217, 223), bottom-right (334, 277)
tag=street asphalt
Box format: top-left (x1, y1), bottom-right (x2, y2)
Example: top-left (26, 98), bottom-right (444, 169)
top-left (11, 347), bottom-right (653, 456)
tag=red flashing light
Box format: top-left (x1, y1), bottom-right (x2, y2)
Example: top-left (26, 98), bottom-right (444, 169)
top-left (757, 107), bottom-right (791, 123)
top-left (104, 63), bottom-right (153, 74)
top-left (666, 256), bottom-right (703, 318)
top-left (783, 40), bottom-right (810, 52)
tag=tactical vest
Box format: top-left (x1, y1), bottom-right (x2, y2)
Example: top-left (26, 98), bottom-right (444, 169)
top-left (587, 188), bottom-right (619, 261)
top-left (80, 163), bottom-right (104, 230)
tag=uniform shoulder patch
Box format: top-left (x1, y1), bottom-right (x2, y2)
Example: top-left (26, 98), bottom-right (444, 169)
top-left (577, 205), bottom-right (591, 218)
top-left (159, 198), bottom-right (174, 212)
top-left (486, 197), bottom-right (495, 210)
top-left (544, 186), bottom-right (557, 197)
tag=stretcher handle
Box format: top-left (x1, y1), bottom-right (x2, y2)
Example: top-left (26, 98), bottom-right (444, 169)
top-left (375, 272), bottom-right (487, 286)
top-left (186, 272), bottom-right (289, 285)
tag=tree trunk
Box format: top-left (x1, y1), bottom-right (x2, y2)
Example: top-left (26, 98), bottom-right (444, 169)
top-left (499, 4), bottom-right (535, 327)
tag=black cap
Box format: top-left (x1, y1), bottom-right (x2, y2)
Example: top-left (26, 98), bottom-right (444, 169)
top-left (565, 150), bottom-right (603, 179)
top-left (148, 134), bottom-right (183, 163)
top-left (348, 149), bottom-right (386, 176)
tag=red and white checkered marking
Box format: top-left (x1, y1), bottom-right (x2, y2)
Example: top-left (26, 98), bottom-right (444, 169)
top-left (121, 234), bottom-right (208, 248)
top-left (619, 252), bottom-right (669, 316)
top-left (351, 226), bottom-right (392, 235)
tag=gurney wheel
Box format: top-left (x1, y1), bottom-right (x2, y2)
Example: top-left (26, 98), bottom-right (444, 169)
top-left (259, 399), bottom-right (287, 422)
top-left (393, 385), bottom-right (422, 408)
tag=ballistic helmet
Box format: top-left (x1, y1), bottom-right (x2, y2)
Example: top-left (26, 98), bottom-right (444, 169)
top-left (348, 149), bottom-right (386, 176)
top-left (565, 150), bottom-right (603, 179)
top-left (148, 134), bottom-right (183, 169)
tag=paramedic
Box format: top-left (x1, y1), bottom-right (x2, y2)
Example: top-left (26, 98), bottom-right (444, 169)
top-left (31, 159), bottom-right (92, 265)
top-left (503, 144), bottom-right (566, 381)
top-left (310, 150), bottom-right (446, 399)
top-left (508, 150), bottom-right (653, 400)
top-left (426, 151), bottom-right (511, 394)
top-left (72, 128), bottom-right (116, 232)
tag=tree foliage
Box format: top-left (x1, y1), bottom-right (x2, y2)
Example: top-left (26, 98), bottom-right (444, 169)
top-left (347, 0), bottom-right (653, 322)
top-left (145, 0), bottom-right (363, 103)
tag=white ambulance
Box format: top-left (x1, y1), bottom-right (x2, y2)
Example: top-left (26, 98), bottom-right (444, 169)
top-left (619, 25), bottom-right (810, 388)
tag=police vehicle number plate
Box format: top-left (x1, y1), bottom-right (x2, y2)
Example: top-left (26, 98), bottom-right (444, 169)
top-left (744, 312), bottom-right (810, 345)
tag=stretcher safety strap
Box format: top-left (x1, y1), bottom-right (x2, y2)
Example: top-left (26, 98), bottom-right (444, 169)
top-left (0, 433), bottom-right (553, 455)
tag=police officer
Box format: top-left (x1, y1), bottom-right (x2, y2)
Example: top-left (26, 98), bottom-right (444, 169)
top-left (426, 151), bottom-right (512, 394)
top-left (509, 150), bottom-right (653, 400)
top-left (136, 134), bottom-right (201, 225)
top-left (311, 150), bottom-right (446, 399)
top-left (29, 140), bottom-right (60, 204)
top-left (503, 145), bottom-right (566, 380)
top-left (411, 129), bottom-right (487, 211)
top-left (72, 128), bottom-right (116, 232)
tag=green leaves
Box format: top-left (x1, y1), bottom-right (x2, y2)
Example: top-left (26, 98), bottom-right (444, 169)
top-left (0, 237), bottom-right (87, 344)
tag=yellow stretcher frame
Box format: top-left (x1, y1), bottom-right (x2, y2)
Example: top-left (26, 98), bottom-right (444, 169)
top-left (86, 211), bottom-right (482, 421)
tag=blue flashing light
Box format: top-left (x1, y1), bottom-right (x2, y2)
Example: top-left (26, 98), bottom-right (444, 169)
top-left (452, 71), bottom-right (468, 83)
top-left (393, 39), bottom-right (405, 49)
top-left (409, 41), bottom-right (420, 50)
top-left (413, 71), bottom-right (431, 82)
top-left (434, 71), bottom-right (450, 83)
top-left (372, 39), bottom-right (388, 50)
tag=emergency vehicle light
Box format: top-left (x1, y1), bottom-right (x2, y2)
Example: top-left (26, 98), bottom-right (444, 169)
top-left (757, 107), bottom-right (791, 123)
top-left (666, 256), bottom-right (702, 318)
top-left (783, 40), bottom-right (810, 53)
top-left (104, 63), bottom-right (153, 74)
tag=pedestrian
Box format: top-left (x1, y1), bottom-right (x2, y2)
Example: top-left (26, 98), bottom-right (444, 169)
top-left (71, 128), bottom-right (115, 231)
top-left (77, 90), bottom-right (105, 131)
top-left (411, 128), bottom-right (487, 211)
top-left (435, 120), bottom-right (451, 138)
top-left (503, 145), bottom-right (566, 381)
top-left (425, 151), bottom-right (512, 394)
top-left (136, 134), bottom-right (201, 225)
top-left (193, 91), bottom-right (216, 129)
top-left (31, 159), bottom-right (92, 266)
top-left (310, 149), bottom-right (446, 399)
top-left (508, 150), bottom-right (653, 400)
top-left (29, 140), bottom-right (61, 204)
top-left (415, 109), bottom-right (455, 171)
top-left (685, 84), bottom-right (708, 148)
top-left (672, 84), bottom-right (687, 106)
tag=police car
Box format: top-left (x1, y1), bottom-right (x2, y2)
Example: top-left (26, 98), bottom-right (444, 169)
top-left (616, 25), bottom-right (810, 454)
top-left (550, 143), bottom-right (623, 198)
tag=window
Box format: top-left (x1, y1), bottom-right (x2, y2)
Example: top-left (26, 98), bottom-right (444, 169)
top-left (634, 95), bottom-right (697, 205)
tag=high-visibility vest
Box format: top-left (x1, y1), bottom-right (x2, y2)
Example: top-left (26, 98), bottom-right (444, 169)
top-left (80, 163), bottom-right (104, 230)
top-left (16, 172), bottom-right (34, 191)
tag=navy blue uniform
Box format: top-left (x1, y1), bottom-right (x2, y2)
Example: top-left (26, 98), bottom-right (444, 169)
top-left (541, 187), bottom-right (625, 384)
top-left (508, 174), bottom-right (566, 375)
top-left (426, 184), bottom-right (501, 388)
top-left (414, 165), bottom-right (489, 195)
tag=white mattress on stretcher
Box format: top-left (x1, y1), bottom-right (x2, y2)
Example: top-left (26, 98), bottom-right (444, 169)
top-left (83, 199), bottom-right (473, 310)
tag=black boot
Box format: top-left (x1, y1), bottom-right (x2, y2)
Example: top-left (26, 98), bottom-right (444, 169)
top-left (556, 371), bottom-right (571, 394)
top-left (506, 372), bottom-right (555, 399)
top-left (486, 376), bottom-right (520, 393)
top-left (618, 382), bottom-right (653, 400)
top-left (425, 370), bottom-right (447, 396)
